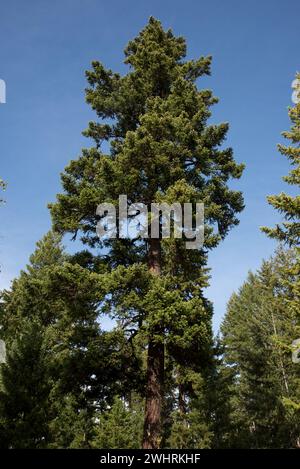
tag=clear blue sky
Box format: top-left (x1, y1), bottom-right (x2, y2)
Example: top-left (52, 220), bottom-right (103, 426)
top-left (0, 0), bottom-right (299, 330)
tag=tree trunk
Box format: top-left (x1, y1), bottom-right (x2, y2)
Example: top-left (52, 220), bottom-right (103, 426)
top-left (178, 382), bottom-right (186, 415)
top-left (270, 311), bottom-right (290, 395)
top-left (142, 335), bottom-right (164, 448)
top-left (142, 238), bottom-right (164, 449)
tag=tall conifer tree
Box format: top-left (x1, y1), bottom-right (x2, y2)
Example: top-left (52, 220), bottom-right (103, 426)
top-left (50, 18), bottom-right (244, 448)
top-left (222, 249), bottom-right (300, 448)
top-left (261, 73), bottom-right (300, 415)
top-left (262, 73), bottom-right (300, 245)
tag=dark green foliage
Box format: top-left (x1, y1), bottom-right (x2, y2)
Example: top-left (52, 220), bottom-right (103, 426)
top-left (221, 248), bottom-right (300, 448)
top-left (92, 396), bottom-right (144, 449)
top-left (0, 232), bottom-right (141, 448)
top-left (48, 394), bottom-right (95, 449)
top-left (262, 73), bottom-right (300, 245)
top-left (49, 16), bottom-right (244, 352)
top-left (49, 17), bottom-right (244, 447)
top-left (0, 321), bottom-right (50, 448)
top-left (167, 370), bottom-right (213, 449)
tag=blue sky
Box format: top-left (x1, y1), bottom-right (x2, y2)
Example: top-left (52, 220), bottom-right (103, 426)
top-left (0, 0), bottom-right (299, 330)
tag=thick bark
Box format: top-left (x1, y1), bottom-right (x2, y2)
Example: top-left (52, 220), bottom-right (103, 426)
top-left (142, 238), bottom-right (164, 449)
top-left (148, 237), bottom-right (161, 276)
top-left (142, 335), bottom-right (164, 448)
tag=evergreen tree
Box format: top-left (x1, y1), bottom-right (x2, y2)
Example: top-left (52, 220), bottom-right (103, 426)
top-left (200, 340), bottom-right (234, 449)
top-left (262, 73), bottom-right (300, 245)
top-left (0, 232), bottom-right (138, 448)
top-left (165, 340), bottom-right (233, 449)
top-left (167, 369), bottom-right (213, 449)
top-left (0, 321), bottom-right (51, 448)
top-left (221, 248), bottom-right (300, 448)
top-left (92, 395), bottom-right (144, 449)
top-left (48, 393), bottom-right (95, 449)
top-left (261, 73), bottom-right (300, 416)
top-left (50, 17), bottom-right (244, 448)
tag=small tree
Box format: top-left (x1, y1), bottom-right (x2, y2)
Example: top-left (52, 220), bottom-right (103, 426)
top-left (0, 232), bottom-right (137, 447)
top-left (92, 396), bottom-right (144, 449)
top-left (0, 321), bottom-right (51, 448)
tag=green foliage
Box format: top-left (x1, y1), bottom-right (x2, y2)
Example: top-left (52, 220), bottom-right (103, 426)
top-left (0, 321), bottom-right (51, 448)
top-left (48, 394), bottom-right (95, 449)
top-left (221, 248), bottom-right (300, 448)
top-left (0, 18), bottom-right (247, 448)
top-left (49, 17), bottom-right (244, 445)
top-left (167, 371), bottom-right (213, 449)
top-left (261, 74), bottom-right (300, 419)
top-left (262, 73), bottom-right (300, 245)
top-left (92, 396), bottom-right (144, 449)
top-left (0, 231), bottom-right (141, 448)
top-left (49, 17), bottom-right (244, 337)
top-left (50, 18), bottom-right (244, 251)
